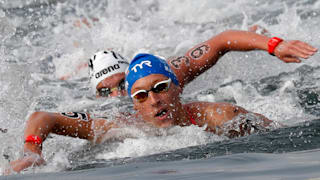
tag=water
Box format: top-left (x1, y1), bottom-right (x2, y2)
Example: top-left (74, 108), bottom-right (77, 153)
top-left (1, 0), bottom-right (320, 179)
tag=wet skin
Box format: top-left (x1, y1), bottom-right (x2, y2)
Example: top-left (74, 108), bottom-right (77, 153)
top-left (130, 74), bottom-right (273, 130)
top-left (131, 74), bottom-right (187, 128)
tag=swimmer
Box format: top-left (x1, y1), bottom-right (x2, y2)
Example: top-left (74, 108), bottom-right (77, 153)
top-left (6, 30), bottom-right (317, 174)
top-left (127, 53), bottom-right (273, 132)
top-left (88, 50), bottom-right (128, 97)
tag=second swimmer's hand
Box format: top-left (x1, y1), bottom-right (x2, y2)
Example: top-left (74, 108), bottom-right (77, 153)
top-left (274, 40), bottom-right (318, 63)
top-left (4, 152), bottom-right (45, 175)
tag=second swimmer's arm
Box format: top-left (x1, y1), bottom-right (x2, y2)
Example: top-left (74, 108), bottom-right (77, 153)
top-left (7, 111), bottom-right (113, 174)
top-left (7, 112), bottom-right (57, 174)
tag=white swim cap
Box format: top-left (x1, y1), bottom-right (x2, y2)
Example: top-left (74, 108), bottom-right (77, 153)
top-left (88, 50), bottom-right (129, 89)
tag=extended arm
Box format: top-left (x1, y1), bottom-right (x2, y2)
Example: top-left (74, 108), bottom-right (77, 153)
top-left (6, 111), bottom-right (114, 174)
top-left (170, 30), bottom-right (317, 88)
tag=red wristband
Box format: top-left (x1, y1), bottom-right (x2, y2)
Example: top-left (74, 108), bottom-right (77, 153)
top-left (268, 37), bottom-right (283, 55)
top-left (25, 135), bottom-right (42, 145)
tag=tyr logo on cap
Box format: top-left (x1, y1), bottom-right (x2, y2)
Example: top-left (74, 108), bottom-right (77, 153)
top-left (131, 60), bottom-right (152, 73)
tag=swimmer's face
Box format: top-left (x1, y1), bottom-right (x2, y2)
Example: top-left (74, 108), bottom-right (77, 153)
top-left (131, 74), bottom-right (182, 128)
top-left (96, 72), bottom-right (127, 98)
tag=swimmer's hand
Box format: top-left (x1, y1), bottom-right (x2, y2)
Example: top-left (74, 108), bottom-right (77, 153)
top-left (4, 152), bottom-right (45, 175)
top-left (274, 40), bottom-right (318, 63)
top-left (248, 25), bottom-right (270, 36)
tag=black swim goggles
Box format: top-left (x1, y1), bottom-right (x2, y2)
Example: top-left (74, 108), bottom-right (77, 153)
top-left (97, 79), bottom-right (126, 97)
top-left (131, 78), bottom-right (171, 103)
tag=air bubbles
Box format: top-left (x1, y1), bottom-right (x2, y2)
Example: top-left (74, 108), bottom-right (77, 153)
top-left (0, 16), bottom-right (16, 42)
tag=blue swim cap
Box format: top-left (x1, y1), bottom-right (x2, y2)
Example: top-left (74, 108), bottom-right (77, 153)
top-left (126, 53), bottom-right (179, 96)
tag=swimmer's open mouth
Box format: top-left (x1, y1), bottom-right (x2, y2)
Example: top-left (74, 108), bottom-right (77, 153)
top-left (155, 109), bottom-right (168, 117)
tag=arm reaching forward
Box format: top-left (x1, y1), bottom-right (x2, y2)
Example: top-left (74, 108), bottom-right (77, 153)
top-left (6, 111), bottom-right (115, 174)
top-left (170, 30), bottom-right (317, 88)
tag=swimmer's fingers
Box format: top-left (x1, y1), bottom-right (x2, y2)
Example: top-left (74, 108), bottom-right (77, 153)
top-left (274, 40), bottom-right (317, 63)
top-left (295, 40), bottom-right (318, 51)
top-left (248, 25), bottom-right (270, 35)
top-left (289, 46), bottom-right (312, 59)
top-left (6, 153), bottom-right (45, 174)
top-left (294, 41), bottom-right (318, 55)
top-left (287, 40), bottom-right (317, 58)
top-left (281, 56), bottom-right (301, 63)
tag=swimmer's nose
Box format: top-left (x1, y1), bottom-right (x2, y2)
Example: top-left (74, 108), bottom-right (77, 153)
top-left (148, 91), bottom-right (161, 106)
top-left (110, 90), bottom-right (120, 97)
top-left (110, 90), bottom-right (127, 97)
top-left (120, 90), bottom-right (128, 96)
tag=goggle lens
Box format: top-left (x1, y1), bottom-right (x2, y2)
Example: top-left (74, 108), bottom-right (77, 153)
top-left (97, 79), bottom-right (125, 97)
top-left (98, 88), bottom-right (111, 97)
top-left (134, 91), bottom-right (149, 102)
top-left (153, 82), bottom-right (169, 93)
top-left (118, 79), bottom-right (125, 91)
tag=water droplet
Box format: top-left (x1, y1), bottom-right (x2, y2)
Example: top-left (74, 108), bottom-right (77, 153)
top-left (217, 108), bottom-right (222, 114)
